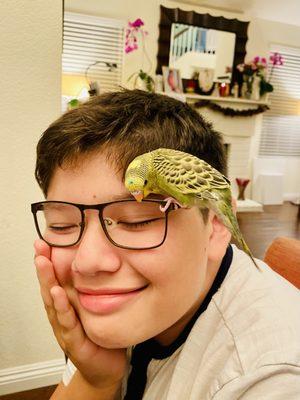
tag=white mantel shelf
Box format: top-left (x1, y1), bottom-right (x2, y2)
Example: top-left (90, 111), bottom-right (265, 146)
top-left (184, 93), bottom-right (270, 106)
top-left (158, 91), bottom-right (270, 106)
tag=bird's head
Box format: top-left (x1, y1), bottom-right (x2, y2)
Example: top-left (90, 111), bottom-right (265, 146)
top-left (124, 155), bottom-right (152, 202)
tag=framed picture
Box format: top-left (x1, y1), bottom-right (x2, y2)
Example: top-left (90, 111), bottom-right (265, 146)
top-left (162, 66), bottom-right (183, 93)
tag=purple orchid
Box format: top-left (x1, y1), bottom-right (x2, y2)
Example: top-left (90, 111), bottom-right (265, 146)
top-left (125, 18), bottom-right (147, 54)
top-left (270, 52), bottom-right (284, 66)
top-left (129, 18), bottom-right (144, 28)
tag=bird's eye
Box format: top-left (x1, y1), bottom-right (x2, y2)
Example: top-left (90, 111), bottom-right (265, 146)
top-left (144, 179), bottom-right (148, 185)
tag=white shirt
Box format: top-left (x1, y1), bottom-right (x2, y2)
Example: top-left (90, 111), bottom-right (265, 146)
top-left (63, 245), bottom-right (300, 399)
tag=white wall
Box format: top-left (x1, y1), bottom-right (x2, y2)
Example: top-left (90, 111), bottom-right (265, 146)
top-left (246, 18), bottom-right (300, 200)
top-left (64, 0), bottom-right (247, 85)
top-left (0, 0), bottom-right (64, 394)
top-left (65, 0), bottom-right (300, 199)
top-left (1, 0), bottom-right (299, 394)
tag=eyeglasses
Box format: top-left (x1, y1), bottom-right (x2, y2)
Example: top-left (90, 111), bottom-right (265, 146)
top-left (31, 199), bottom-right (176, 250)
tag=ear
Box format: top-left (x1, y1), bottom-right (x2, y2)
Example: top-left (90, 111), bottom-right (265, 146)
top-left (206, 211), bottom-right (231, 264)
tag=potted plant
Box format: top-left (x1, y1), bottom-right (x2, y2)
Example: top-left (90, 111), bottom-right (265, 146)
top-left (125, 18), bottom-right (154, 92)
top-left (237, 53), bottom-right (283, 100)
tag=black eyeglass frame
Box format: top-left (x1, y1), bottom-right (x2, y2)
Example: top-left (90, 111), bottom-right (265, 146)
top-left (31, 199), bottom-right (175, 250)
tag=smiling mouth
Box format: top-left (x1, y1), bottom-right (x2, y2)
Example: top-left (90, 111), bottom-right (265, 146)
top-left (76, 285), bottom-right (148, 314)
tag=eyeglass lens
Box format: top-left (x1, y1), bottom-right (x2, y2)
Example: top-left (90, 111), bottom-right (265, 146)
top-left (35, 201), bottom-right (167, 249)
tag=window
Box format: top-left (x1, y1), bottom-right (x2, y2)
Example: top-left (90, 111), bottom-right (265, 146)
top-left (62, 12), bottom-right (125, 96)
top-left (259, 44), bottom-right (300, 156)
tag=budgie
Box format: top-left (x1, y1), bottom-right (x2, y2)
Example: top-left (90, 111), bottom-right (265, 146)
top-left (124, 148), bottom-right (259, 269)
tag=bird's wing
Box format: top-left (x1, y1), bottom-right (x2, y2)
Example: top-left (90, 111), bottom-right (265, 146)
top-left (153, 149), bottom-right (230, 197)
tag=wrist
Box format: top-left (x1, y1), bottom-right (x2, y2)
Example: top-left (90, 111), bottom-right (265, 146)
top-left (78, 371), bottom-right (122, 395)
top-left (53, 371), bottom-right (122, 400)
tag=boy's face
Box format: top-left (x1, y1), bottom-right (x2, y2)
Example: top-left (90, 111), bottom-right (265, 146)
top-left (47, 153), bottom-right (227, 348)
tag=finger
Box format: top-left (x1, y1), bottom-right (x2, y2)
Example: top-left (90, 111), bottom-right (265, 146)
top-left (35, 253), bottom-right (59, 307)
top-left (34, 238), bottom-right (51, 259)
top-left (50, 286), bottom-right (89, 359)
top-left (51, 286), bottom-right (78, 330)
top-left (33, 241), bottom-right (69, 351)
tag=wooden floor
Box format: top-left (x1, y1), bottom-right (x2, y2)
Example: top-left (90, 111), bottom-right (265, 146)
top-left (0, 385), bottom-right (56, 400)
top-left (1, 202), bottom-right (299, 400)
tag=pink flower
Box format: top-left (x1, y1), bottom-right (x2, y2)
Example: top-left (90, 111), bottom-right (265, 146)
top-left (261, 57), bottom-right (267, 66)
top-left (270, 52), bottom-right (283, 66)
top-left (125, 18), bottom-right (147, 54)
top-left (129, 18), bottom-right (144, 28)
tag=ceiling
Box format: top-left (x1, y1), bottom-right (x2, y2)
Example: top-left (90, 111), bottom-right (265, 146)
top-left (170, 0), bottom-right (300, 27)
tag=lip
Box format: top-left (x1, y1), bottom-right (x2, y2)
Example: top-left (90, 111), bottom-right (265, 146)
top-left (76, 286), bottom-right (147, 314)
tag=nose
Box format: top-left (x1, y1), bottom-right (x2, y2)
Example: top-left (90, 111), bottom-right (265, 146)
top-left (72, 215), bottom-right (122, 276)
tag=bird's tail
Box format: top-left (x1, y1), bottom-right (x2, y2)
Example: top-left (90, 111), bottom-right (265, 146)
top-left (239, 235), bottom-right (261, 270)
top-left (214, 200), bottom-right (261, 271)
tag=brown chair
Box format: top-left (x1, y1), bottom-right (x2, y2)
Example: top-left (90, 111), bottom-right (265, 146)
top-left (264, 236), bottom-right (300, 289)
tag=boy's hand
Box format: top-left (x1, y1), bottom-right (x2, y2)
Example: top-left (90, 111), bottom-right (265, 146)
top-left (34, 239), bottom-right (127, 389)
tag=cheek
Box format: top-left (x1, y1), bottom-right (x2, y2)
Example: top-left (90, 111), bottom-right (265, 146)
top-left (50, 248), bottom-right (75, 285)
top-left (131, 221), bottom-right (209, 289)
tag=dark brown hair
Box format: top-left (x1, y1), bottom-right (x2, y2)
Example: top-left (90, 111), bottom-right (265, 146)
top-left (35, 89), bottom-right (227, 196)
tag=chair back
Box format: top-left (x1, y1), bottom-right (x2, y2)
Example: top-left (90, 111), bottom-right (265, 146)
top-left (264, 236), bottom-right (300, 289)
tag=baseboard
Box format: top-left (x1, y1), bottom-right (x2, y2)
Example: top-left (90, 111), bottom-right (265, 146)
top-left (0, 358), bottom-right (66, 396)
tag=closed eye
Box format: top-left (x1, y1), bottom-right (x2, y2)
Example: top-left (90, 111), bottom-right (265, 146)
top-left (48, 223), bottom-right (81, 233)
top-left (118, 218), bottom-right (163, 229)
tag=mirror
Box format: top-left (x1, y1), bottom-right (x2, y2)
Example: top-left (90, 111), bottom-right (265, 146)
top-left (156, 6), bottom-right (249, 88)
top-left (169, 23), bottom-right (236, 82)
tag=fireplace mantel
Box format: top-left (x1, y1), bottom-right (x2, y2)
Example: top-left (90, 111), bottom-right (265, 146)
top-left (184, 93), bottom-right (270, 107)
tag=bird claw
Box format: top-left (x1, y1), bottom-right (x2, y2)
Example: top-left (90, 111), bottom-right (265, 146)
top-left (159, 197), bottom-right (185, 212)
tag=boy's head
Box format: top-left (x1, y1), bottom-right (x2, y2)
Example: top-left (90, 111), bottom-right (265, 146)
top-left (35, 89), bottom-right (227, 196)
top-left (34, 90), bottom-right (230, 348)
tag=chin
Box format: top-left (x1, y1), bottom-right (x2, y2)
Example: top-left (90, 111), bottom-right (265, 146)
top-left (85, 327), bottom-right (135, 349)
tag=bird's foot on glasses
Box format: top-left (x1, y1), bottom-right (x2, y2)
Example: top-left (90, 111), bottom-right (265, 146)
top-left (159, 197), bottom-right (186, 212)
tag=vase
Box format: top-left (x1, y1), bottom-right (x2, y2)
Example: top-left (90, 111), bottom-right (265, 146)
top-left (242, 75), bottom-right (253, 99)
top-left (260, 92), bottom-right (270, 102)
top-left (251, 75), bottom-right (261, 101)
top-left (236, 178), bottom-right (250, 201)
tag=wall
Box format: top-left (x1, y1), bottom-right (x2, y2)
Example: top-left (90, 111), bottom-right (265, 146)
top-left (1, 0), bottom-right (299, 395)
top-left (65, 0), bottom-right (300, 200)
top-left (246, 18), bottom-right (300, 200)
top-left (0, 0), bottom-right (64, 394)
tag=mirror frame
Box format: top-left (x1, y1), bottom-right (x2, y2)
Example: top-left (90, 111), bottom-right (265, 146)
top-left (156, 5), bottom-right (249, 86)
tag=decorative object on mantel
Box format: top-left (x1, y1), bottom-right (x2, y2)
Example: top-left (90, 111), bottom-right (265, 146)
top-left (193, 99), bottom-right (269, 117)
top-left (162, 66), bottom-right (183, 93)
top-left (126, 18), bottom-right (154, 92)
top-left (236, 178), bottom-right (250, 201)
top-left (237, 53), bottom-right (283, 100)
top-left (218, 82), bottom-right (230, 97)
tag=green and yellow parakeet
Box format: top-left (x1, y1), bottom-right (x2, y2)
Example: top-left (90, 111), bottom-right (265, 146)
top-left (125, 148), bottom-right (259, 269)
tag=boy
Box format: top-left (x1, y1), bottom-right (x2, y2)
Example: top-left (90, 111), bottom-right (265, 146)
top-left (32, 89), bottom-right (300, 399)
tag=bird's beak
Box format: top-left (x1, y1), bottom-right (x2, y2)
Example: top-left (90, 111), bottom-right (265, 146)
top-left (131, 191), bottom-right (144, 202)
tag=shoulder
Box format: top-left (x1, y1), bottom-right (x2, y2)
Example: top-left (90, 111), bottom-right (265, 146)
top-left (173, 246), bottom-right (300, 399)
top-left (207, 246), bottom-right (300, 397)
top-left (213, 245), bottom-right (300, 367)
